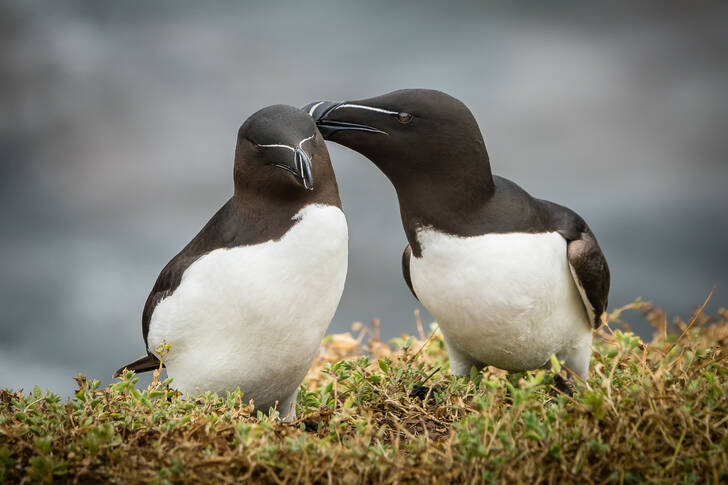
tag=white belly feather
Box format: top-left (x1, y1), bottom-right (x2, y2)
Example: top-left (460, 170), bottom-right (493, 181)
top-left (147, 204), bottom-right (348, 406)
top-left (410, 229), bottom-right (591, 372)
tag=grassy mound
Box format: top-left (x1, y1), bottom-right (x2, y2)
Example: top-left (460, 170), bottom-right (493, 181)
top-left (1, 299), bottom-right (727, 484)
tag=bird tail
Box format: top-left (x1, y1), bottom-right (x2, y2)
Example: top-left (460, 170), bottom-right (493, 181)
top-left (113, 354), bottom-right (163, 378)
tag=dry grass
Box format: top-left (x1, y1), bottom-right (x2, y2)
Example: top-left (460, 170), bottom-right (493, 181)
top-left (1, 300), bottom-right (727, 484)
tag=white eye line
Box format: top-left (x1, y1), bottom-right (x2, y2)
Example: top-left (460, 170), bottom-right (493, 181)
top-left (333, 103), bottom-right (398, 115)
top-left (257, 133), bottom-right (316, 152)
top-left (297, 133), bottom-right (315, 149)
top-left (257, 143), bottom-right (294, 152)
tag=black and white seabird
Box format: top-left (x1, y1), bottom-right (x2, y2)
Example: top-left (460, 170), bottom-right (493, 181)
top-left (305, 90), bottom-right (609, 380)
top-left (115, 105), bottom-right (348, 420)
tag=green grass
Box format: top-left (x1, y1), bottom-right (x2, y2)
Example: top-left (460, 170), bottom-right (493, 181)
top-left (1, 299), bottom-right (727, 484)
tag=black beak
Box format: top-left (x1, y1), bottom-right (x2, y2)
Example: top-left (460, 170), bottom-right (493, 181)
top-left (294, 147), bottom-right (314, 190)
top-left (270, 147), bottom-right (314, 190)
top-left (302, 101), bottom-right (386, 139)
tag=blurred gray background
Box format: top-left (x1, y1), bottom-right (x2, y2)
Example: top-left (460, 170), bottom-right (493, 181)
top-left (2, 0), bottom-right (727, 396)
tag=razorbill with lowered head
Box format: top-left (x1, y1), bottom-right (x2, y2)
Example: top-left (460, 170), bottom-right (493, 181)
top-left (304, 90), bottom-right (609, 380)
top-left (115, 105), bottom-right (348, 420)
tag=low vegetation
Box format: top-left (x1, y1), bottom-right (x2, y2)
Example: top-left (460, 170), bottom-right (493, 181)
top-left (1, 298), bottom-right (727, 483)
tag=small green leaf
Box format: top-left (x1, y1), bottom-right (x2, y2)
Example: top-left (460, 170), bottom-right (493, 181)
top-left (550, 354), bottom-right (562, 374)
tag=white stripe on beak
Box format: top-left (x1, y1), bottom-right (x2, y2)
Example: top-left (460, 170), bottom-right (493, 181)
top-left (307, 101), bottom-right (326, 116)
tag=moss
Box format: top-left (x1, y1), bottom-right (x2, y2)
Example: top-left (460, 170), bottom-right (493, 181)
top-left (1, 299), bottom-right (727, 484)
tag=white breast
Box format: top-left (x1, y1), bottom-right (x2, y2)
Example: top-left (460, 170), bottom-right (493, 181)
top-left (409, 228), bottom-right (591, 373)
top-left (146, 204), bottom-right (348, 407)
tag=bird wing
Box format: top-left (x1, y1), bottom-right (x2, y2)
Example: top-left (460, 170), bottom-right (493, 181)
top-left (141, 253), bottom-right (201, 349)
top-left (140, 199), bottom-right (241, 351)
top-left (114, 249), bottom-right (197, 378)
top-left (541, 200), bottom-right (610, 329)
top-left (565, 230), bottom-right (611, 328)
top-left (401, 244), bottom-right (419, 301)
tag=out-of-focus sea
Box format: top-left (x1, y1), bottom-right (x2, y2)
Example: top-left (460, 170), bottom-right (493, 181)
top-left (1, 1), bottom-right (726, 396)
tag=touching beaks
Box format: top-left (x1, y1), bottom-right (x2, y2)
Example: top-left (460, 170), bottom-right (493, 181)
top-left (302, 101), bottom-right (388, 139)
top-left (270, 147), bottom-right (314, 190)
top-left (303, 101), bottom-right (341, 121)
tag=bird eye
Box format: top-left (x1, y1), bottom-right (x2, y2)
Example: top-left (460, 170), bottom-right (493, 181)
top-left (397, 112), bottom-right (413, 123)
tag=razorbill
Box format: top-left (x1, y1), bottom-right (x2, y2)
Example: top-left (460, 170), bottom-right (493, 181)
top-left (305, 90), bottom-right (609, 380)
top-left (115, 105), bottom-right (348, 420)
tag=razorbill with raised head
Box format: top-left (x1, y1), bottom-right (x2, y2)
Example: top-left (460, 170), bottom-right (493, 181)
top-left (305, 89), bottom-right (609, 380)
top-left (115, 105), bottom-right (348, 420)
